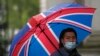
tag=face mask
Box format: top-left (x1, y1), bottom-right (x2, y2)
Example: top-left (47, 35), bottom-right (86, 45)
top-left (64, 42), bottom-right (76, 50)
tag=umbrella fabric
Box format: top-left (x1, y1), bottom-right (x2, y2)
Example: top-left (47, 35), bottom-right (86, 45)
top-left (9, 3), bottom-right (95, 56)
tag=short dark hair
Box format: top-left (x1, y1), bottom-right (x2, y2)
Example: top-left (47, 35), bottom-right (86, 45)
top-left (59, 28), bottom-right (77, 48)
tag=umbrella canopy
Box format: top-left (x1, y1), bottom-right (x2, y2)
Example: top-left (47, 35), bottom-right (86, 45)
top-left (9, 3), bottom-right (95, 56)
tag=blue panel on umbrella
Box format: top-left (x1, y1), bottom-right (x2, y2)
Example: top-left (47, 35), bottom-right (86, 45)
top-left (12, 24), bottom-right (30, 46)
top-left (10, 24), bottom-right (30, 56)
top-left (49, 23), bottom-right (90, 43)
top-left (28, 36), bottom-right (48, 56)
top-left (19, 46), bottom-right (25, 56)
top-left (61, 14), bottom-right (93, 27)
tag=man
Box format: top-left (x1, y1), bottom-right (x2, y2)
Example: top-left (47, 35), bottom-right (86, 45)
top-left (51, 28), bottom-right (81, 56)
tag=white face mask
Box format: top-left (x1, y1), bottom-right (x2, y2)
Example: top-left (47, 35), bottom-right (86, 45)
top-left (64, 42), bottom-right (76, 50)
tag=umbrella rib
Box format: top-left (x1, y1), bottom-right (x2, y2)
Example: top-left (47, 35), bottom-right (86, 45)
top-left (38, 25), bottom-right (63, 56)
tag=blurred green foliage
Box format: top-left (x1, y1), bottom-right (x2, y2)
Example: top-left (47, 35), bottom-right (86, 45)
top-left (0, 0), bottom-right (39, 56)
top-left (7, 0), bottom-right (40, 29)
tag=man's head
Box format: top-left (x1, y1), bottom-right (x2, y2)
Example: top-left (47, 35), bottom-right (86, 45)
top-left (59, 28), bottom-right (77, 50)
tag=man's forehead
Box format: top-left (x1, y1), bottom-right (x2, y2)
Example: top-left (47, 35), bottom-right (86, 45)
top-left (65, 32), bottom-right (75, 35)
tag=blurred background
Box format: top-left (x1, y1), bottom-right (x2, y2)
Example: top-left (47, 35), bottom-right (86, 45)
top-left (0, 0), bottom-right (100, 56)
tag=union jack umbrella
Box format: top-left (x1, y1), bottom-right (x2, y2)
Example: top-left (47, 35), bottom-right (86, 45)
top-left (9, 3), bottom-right (95, 56)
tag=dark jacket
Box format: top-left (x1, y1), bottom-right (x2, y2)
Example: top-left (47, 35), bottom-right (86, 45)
top-left (51, 47), bottom-right (81, 56)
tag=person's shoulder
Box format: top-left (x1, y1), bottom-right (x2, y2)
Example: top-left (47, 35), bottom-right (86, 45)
top-left (77, 54), bottom-right (81, 56)
top-left (76, 50), bottom-right (81, 56)
top-left (50, 48), bottom-right (64, 56)
top-left (50, 47), bottom-right (69, 56)
top-left (77, 53), bottom-right (81, 56)
top-left (50, 50), bottom-right (60, 56)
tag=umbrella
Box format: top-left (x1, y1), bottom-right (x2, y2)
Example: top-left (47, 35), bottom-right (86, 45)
top-left (9, 3), bottom-right (95, 56)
